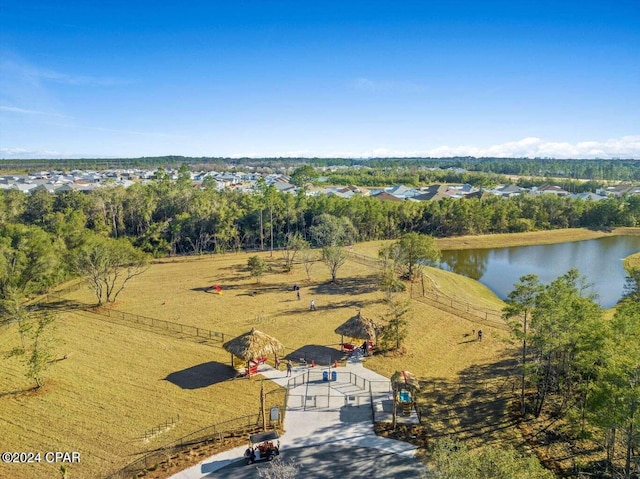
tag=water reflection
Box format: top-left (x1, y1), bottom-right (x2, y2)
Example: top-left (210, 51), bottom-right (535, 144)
top-left (440, 249), bottom-right (488, 280)
top-left (439, 236), bottom-right (640, 308)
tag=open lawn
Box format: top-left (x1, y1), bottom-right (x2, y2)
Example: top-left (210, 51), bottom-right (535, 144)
top-left (2, 247), bottom-right (515, 478)
top-left (60, 251), bottom-right (511, 377)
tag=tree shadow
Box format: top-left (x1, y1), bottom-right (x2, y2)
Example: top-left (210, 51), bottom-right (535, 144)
top-left (285, 345), bottom-right (344, 366)
top-left (38, 298), bottom-right (89, 311)
top-left (0, 387), bottom-right (39, 398)
top-left (191, 286), bottom-right (219, 293)
top-left (208, 444), bottom-right (426, 478)
top-left (164, 361), bottom-right (235, 390)
top-left (274, 298), bottom-right (385, 319)
top-left (190, 283), bottom-right (292, 295)
top-left (416, 351), bottom-right (521, 447)
top-left (310, 275), bottom-right (380, 296)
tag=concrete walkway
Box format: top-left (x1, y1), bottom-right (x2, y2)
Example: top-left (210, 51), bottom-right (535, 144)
top-left (169, 355), bottom-right (422, 478)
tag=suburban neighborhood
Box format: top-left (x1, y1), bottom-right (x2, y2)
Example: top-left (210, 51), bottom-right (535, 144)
top-left (2, 167), bottom-right (639, 202)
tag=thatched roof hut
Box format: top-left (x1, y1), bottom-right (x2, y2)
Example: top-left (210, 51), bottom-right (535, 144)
top-left (335, 311), bottom-right (380, 341)
top-left (223, 328), bottom-right (284, 370)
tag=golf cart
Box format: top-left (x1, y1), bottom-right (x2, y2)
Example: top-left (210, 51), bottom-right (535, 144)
top-left (244, 431), bottom-right (280, 464)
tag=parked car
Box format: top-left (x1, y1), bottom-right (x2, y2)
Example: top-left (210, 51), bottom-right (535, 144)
top-left (244, 431), bottom-right (280, 464)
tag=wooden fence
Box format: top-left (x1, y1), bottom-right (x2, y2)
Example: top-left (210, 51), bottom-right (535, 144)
top-left (347, 252), bottom-right (509, 330)
top-left (105, 414), bottom-right (264, 479)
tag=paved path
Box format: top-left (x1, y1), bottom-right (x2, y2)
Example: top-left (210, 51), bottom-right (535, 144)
top-left (201, 445), bottom-right (424, 478)
top-left (169, 355), bottom-right (425, 479)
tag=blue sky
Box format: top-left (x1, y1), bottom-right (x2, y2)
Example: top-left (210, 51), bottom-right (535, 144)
top-left (1, 1), bottom-right (639, 159)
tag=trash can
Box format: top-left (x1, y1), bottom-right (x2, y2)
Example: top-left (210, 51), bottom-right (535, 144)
top-left (331, 371), bottom-right (337, 382)
top-left (323, 371), bottom-right (328, 382)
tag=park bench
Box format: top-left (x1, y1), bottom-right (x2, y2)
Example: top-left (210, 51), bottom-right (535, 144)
top-left (341, 343), bottom-right (356, 353)
top-left (244, 357), bottom-right (268, 376)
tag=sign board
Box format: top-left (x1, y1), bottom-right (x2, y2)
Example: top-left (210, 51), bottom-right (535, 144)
top-left (270, 406), bottom-right (279, 422)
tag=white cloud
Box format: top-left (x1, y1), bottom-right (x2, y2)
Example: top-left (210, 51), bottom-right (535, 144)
top-left (0, 147), bottom-right (83, 159)
top-left (4, 136), bottom-right (640, 160)
top-left (1, 56), bottom-right (130, 87)
top-left (0, 105), bottom-right (68, 117)
top-left (328, 136), bottom-right (640, 159)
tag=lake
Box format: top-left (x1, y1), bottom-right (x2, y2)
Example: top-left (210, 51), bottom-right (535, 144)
top-left (438, 235), bottom-right (640, 308)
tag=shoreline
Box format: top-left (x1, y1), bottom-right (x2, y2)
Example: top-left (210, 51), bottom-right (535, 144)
top-left (435, 227), bottom-right (640, 251)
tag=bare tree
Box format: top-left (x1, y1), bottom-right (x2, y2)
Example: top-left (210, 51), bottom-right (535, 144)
top-left (321, 246), bottom-right (348, 282)
top-left (73, 236), bottom-right (148, 305)
top-left (299, 249), bottom-right (317, 281)
top-left (281, 232), bottom-right (309, 272)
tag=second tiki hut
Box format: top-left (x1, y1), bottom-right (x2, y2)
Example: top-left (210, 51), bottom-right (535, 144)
top-left (334, 311), bottom-right (381, 355)
top-left (223, 328), bottom-right (284, 377)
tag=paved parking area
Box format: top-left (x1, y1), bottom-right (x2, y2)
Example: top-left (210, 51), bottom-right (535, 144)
top-left (169, 356), bottom-right (425, 479)
top-left (202, 444), bottom-right (426, 478)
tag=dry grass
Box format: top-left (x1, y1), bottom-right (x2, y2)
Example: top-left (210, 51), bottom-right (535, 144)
top-left (624, 251), bottom-right (640, 270)
top-left (9, 228), bottom-right (633, 478)
top-left (60, 251), bottom-right (511, 375)
top-left (0, 310), bottom-right (280, 479)
top-left (1, 249), bottom-right (516, 477)
top-left (352, 227), bottom-right (640, 257)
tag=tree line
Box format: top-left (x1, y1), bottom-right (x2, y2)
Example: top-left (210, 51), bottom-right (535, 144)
top-left (2, 156), bottom-right (639, 181)
top-left (1, 175), bottom-right (639, 260)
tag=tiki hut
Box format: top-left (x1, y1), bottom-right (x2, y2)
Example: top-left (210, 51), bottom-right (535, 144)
top-left (334, 311), bottom-right (380, 354)
top-left (223, 328), bottom-right (284, 376)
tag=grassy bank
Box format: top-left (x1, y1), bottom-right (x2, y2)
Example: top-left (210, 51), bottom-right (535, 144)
top-left (0, 306), bottom-right (281, 478)
top-left (352, 227), bottom-right (640, 258)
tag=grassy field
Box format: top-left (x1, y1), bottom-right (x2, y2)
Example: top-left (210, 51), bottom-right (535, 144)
top-left (0, 309), bottom-right (281, 478)
top-left (1, 247), bottom-right (513, 478)
top-left (59, 251), bottom-right (509, 378)
top-left (2, 228), bottom-right (637, 478)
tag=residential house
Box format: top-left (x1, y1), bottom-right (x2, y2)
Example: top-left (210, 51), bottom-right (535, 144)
top-left (531, 184), bottom-right (570, 196)
top-left (488, 185), bottom-right (526, 197)
top-left (600, 184), bottom-right (640, 197)
top-left (570, 192), bottom-right (607, 201)
top-left (372, 191), bottom-right (403, 202)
